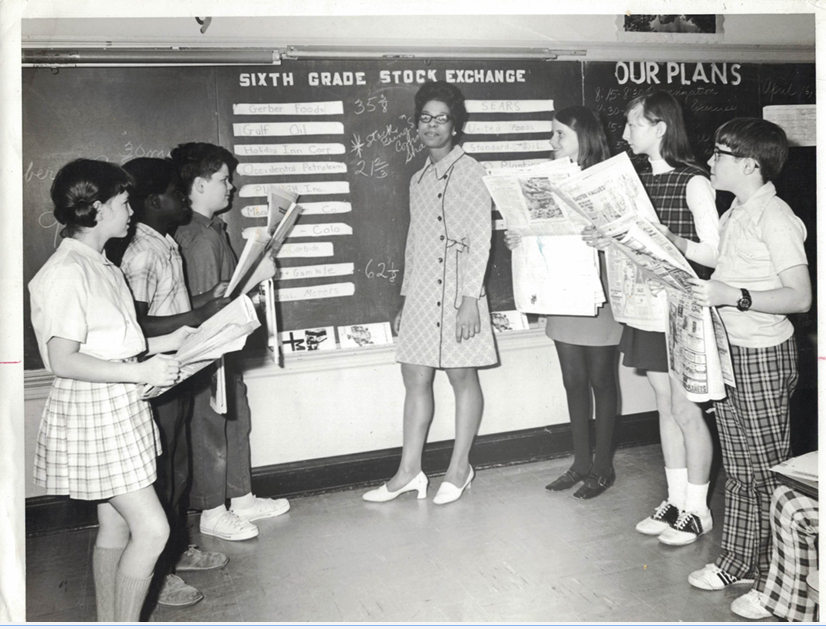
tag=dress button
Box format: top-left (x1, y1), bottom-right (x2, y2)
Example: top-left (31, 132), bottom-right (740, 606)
top-left (437, 216), bottom-right (442, 221)
top-left (440, 235), bottom-right (445, 241)
top-left (438, 257), bottom-right (443, 263)
top-left (437, 279), bottom-right (443, 285)
top-left (437, 301), bottom-right (441, 307)
top-left (436, 322), bottom-right (440, 327)
top-left (437, 193), bottom-right (442, 198)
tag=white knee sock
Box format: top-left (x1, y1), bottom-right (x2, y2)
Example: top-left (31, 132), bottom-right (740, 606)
top-left (685, 481), bottom-right (710, 515)
top-left (664, 467), bottom-right (688, 510)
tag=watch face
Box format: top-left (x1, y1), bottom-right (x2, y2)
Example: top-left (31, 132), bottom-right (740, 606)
top-left (737, 290), bottom-right (752, 311)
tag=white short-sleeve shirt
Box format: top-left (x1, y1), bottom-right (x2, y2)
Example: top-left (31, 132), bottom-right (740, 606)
top-left (29, 238), bottom-right (146, 372)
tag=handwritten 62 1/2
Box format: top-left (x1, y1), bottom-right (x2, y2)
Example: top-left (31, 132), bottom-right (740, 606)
top-left (365, 259), bottom-right (399, 283)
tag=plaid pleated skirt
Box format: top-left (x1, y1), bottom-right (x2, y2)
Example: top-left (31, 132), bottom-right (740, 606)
top-left (33, 377), bottom-right (162, 501)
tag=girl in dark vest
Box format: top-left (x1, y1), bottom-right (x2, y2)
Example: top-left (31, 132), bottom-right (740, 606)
top-left (615, 91), bottom-right (720, 546)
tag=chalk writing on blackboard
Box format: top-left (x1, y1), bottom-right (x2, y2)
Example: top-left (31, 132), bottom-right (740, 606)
top-left (353, 96), bottom-right (389, 115)
top-left (365, 259), bottom-right (400, 283)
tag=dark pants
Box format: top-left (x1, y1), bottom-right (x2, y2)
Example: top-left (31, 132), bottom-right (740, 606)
top-left (187, 366), bottom-right (253, 511)
top-left (151, 390), bottom-right (193, 571)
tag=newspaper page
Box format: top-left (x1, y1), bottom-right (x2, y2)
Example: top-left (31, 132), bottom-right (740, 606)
top-left (141, 294), bottom-right (261, 399)
top-left (225, 188), bottom-right (303, 298)
top-left (483, 158), bottom-right (604, 315)
top-left (552, 153), bottom-right (734, 402)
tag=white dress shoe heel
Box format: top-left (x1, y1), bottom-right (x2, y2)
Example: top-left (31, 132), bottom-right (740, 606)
top-left (433, 466), bottom-right (475, 506)
top-left (362, 471), bottom-right (428, 502)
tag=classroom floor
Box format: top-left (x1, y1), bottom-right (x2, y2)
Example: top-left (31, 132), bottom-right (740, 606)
top-left (26, 443), bottom-right (771, 623)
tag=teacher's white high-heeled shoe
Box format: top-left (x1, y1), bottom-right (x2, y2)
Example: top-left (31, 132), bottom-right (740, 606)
top-left (362, 471), bottom-right (428, 502)
top-left (433, 466), bottom-right (474, 505)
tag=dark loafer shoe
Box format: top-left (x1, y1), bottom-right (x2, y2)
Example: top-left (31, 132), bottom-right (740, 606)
top-left (573, 469), bottom-right (616, 500)
top-left (545, 468), bottom-right (589, 492)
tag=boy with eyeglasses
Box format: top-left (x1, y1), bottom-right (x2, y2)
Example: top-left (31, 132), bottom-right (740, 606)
top-left (662, 118), bottom-right (811, 608)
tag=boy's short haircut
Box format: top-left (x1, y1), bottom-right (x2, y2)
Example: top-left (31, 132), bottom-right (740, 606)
top-left (714, 117), bottom-right (789, 183)
top-left (170, 142), bottom-right (239, 197)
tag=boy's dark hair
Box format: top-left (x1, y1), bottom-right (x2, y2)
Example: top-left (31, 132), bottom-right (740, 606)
top-left (714, 118), bottom-right (788, 182)
top-left (170, 142), bottom-right (238, 197)
top-left (51, 158), bottom-right (133, 238)
top-left (414, 81), bottom-right (468, 143)
top-left (122, 157), bottom-right (179, 219)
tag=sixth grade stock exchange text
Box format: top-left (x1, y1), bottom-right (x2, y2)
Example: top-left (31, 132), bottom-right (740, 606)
top-left (238, 69), bottom-right (528, 87)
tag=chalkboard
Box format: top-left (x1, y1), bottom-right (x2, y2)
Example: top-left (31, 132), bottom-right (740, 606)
top-left (21, 59), bottom-right (816, 370)
top-left (22, 60), bottom-right (580, 369)
top-left (22, 67), bottom-right (221, 369)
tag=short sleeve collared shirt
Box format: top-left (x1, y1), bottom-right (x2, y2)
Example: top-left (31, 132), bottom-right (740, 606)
top-left (711, 182), bottom-right (808, 347)
top-left (121, 223), bottom-right (192, 317)
top-left (174, 212), bottom-right (237, 297)
top-left (29, 238), bottom-right (146, 372)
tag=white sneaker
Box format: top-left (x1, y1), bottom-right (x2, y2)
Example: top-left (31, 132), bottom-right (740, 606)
top-left (688, 563), bottom-right (754, 591)
top-left (231, 496), bottom-right (291, 522)
top-left (200, 510), bottom-right (259, 541)
top-left (636, 500), bottom-right (680, 536)
top-left (658, 510), bottom-right (713, 546)
top-left (731, 590), bottom-right (774, 620)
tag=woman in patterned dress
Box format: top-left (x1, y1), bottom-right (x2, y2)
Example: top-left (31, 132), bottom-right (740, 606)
top-left (363, 81), bottom-right (498, 506)
top-left (29, 159), bottom-right (192, 621)
top-left (505, 106), bottom-right (622, 500)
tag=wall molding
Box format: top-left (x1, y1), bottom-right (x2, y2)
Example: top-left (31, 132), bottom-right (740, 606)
top-left (26, 410), bottom-right (658, 537)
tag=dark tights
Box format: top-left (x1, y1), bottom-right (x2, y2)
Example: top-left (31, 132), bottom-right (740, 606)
top-left (554, 341), bottom-right (619, 477)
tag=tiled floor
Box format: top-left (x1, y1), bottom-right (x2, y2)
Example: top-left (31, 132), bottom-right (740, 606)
top-left (26, 444), bottom-right (770, 623)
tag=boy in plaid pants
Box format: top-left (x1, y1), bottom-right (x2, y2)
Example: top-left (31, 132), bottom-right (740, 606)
top-left (685, 119), bottom-right (812, 602)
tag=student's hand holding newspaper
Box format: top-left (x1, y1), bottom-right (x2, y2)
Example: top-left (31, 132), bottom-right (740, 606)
top-left (212, 281), bottom-right (230, 298)
top-left (504, 230), bottom-right (522, 250)
top-left (168, 325), bottom-right (197, 351)
top-left (140, 354), bottom-right (181, 387)
top-left (581, 225), bottom-right (612, 251)
top-left (687, 277), bottom-right (735, 308)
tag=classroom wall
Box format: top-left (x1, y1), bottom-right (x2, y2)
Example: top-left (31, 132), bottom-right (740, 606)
top-left (24, 331), bottom-right (657, 498)
top-left (19, 9), bottom-right (814, 499)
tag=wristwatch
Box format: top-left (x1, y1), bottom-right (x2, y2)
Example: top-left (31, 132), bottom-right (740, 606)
top-left (736, 288), bottom-right (752, 312)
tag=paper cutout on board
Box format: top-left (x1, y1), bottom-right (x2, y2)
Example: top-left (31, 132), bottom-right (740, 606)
top-left (279, 327), bottom-right (338, 353)
top-left (240, 181), bottom-right (350, 198)
top-left (233, 121), bottom-right (344, 137)
top-left (464, 140), bottom-right (554, 154)
top-left (464, 120), bottom-right (553, 135)
top-left (274, 262), bottom-right (354, 281)
top-left (287, 223), bottom-right (352, 238)
top-left (237, 161), bottom-right (347, 177)
top-left (233, 101), bottom-right (344, 116)
top-left (481, 158), bottom-right (546, 173)
top-left (275, 282), bottom-right (355, 302)
top-left (763, 104), bottom-right (816, 147)
top-left (465, 99), bottom-right (554, 113)
top-left (234, 143), bottom-right (346, 157)
top-left (337, 322), bottom-right (394, 349)
top-left (276, 242), bottom-right (335, 258)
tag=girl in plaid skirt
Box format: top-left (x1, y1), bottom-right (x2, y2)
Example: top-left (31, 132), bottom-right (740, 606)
top-left (586, 91), bottom-right (720, 546)
top-left (29, 159), bottom-right (193, 622)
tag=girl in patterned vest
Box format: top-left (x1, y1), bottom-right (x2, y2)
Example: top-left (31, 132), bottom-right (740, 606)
top-left (618, 91), bottom-right (721, 546)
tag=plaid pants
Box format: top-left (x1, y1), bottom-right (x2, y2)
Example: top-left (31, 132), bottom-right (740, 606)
top-left (713, 338), bottom-right (798, 588)
top-left (761, 486), bottom-right (819, 622)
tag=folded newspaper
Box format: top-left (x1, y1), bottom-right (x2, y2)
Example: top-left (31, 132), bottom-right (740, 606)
top-left (492, 152), bottom-right (734, 403)
top-left (141, 295), bottom-right (261, 399)
top-left (225, 187), bottom-right (303, 298)
top-left (770, 451), bottom-right (818, 498)
top-left (483, 158), bottom-right (606, 316)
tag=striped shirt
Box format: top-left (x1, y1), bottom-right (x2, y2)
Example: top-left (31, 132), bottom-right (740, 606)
top-left (121, 222), bottom-right (192, 317)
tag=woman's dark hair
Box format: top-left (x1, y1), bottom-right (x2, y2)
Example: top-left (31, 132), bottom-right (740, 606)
top-left (626, 91), bottom-right (705, 171)
top-left (170, 142), bottom-right (238, 198)
top-left (414, 81), bottom-right (468, 143)
top-left (50, 159), bottom-right (133, 238)
top-left (554, 106), bottom-right (611, 170)
top-left (122, 157), bottom-right (179, 218)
